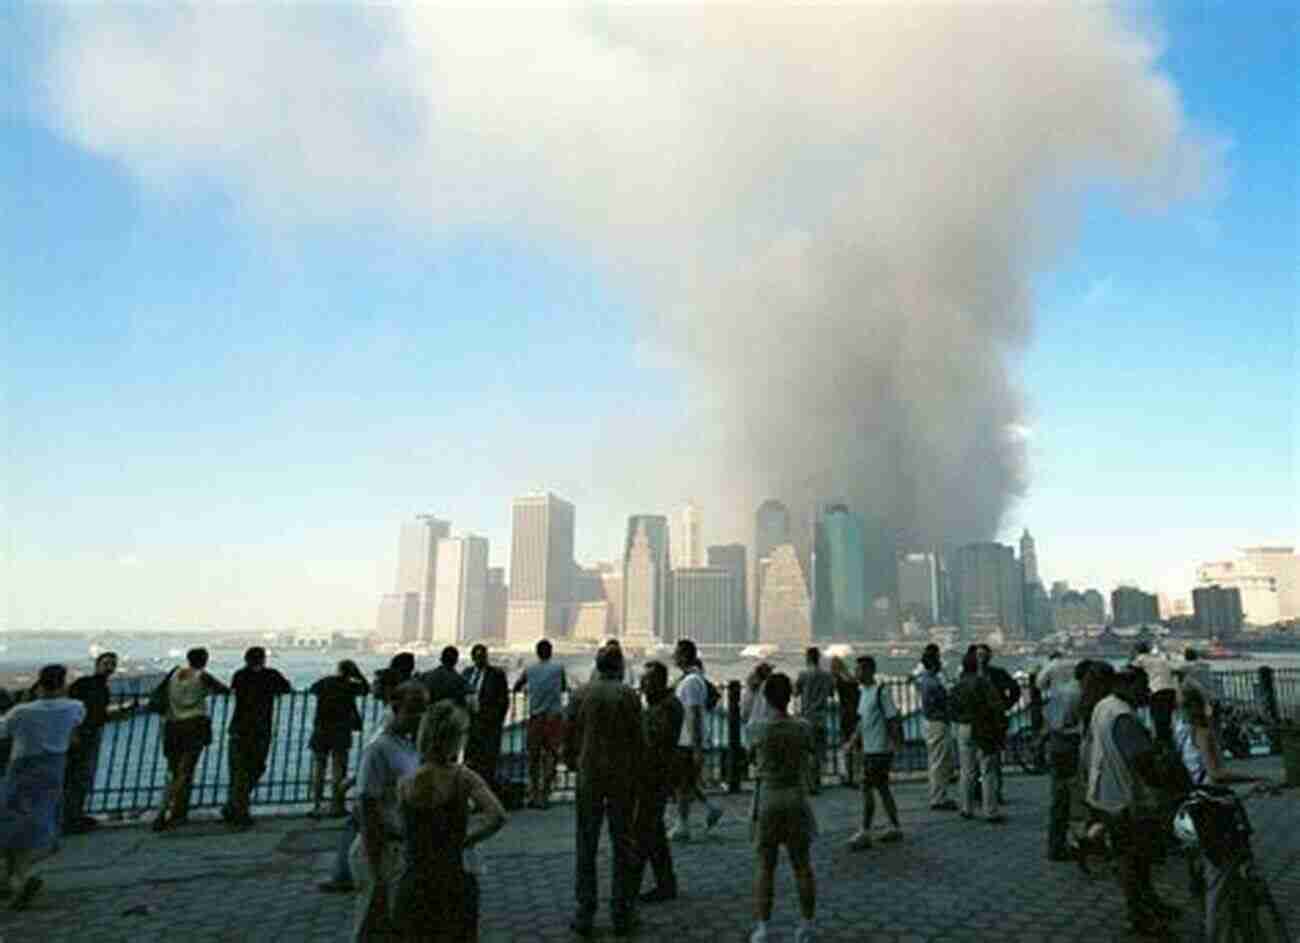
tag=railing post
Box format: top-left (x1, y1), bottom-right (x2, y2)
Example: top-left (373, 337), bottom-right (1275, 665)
top-left (727, 680), bottom-right (743, 794)
top-left (1258, 665), bottom-right (1281, 754)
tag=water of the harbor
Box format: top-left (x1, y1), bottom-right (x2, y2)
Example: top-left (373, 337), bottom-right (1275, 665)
top-left (3, 632), bottom-right (1298, 690)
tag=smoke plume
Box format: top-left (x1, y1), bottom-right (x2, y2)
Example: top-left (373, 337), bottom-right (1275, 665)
top-left (38, 3), bottom-right (1211, 554)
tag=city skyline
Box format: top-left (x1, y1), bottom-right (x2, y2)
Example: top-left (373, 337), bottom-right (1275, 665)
top-left (4, 4), bottom-right (1295, 631)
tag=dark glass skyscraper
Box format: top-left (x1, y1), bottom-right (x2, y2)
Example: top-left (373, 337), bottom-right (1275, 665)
top-left (813, 504), bottom-right (867, 640)
top-left (707, 543), bottom-right (748, 642)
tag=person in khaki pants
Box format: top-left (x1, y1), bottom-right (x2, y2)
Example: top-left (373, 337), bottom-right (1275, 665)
top-left (914, 645), bottom-right (957, 811)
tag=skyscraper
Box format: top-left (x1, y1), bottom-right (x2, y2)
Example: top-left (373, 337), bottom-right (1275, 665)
top-left (1199, 551), bottom-right (1289, 625)
top-left (506, 492), bottom-right (576, 644)
top-left (623, 514), bottom-right (671, 642)
top-left (675, 501), bottom-right (703, 568)
top-left (483, 568), bottom-right (508, 641)
top-left (1019, 529), bottom-right (1040, 585)
top-left (754, 500), bottom-right (791, 639)
top-left (1111, 586), bottom-right (1160, 628)
top-left (375, 591), bottom-right (420, 642)
top-left (669, 567), bottom-right (736, 646)
top-left (623, 521), bottom-right (659, 647)
top-left (707, 544), bottom-right (748, 643)
top-left (897, 552), bottom-right (940, 626)
top-left (952, 542), bottom-right (1025, 639)
top-left (813, 504), bottom-right (868, 640)
top-left (758, 544), bottom-right (812, 650)
top-left (394, 515), bottom-right (451, 643)
top-left (1241, 547), bottom-right (1299, 620)
top-left (1193, 585), bottom-right (1244, 636)
top-left (431, 535), bottom-right (489, 644)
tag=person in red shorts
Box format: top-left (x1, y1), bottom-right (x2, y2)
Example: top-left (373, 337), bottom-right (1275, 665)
top-left (512, 639), bottom-right (568, 809)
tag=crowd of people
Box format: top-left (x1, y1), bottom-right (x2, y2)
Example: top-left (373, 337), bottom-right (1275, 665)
top-left (0, 635), bottom-right (1262, 939)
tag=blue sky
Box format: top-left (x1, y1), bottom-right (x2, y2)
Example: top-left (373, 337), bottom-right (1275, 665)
top-left (2, 3), bottom-right (1295, 630)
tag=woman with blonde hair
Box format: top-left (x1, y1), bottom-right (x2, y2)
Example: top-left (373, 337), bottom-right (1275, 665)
top-left (391, 702), bottom-right (507, 942)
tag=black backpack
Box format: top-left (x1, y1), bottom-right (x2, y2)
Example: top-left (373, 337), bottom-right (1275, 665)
top-left (704, 678), bottom-right (722, 712)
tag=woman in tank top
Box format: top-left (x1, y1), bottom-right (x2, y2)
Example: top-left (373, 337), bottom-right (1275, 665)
top-left (391, 702), bottom-right (507, 942)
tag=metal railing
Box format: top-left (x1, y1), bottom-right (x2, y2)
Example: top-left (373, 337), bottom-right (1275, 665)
top-left (82, 666), bottom-right (1300, 815)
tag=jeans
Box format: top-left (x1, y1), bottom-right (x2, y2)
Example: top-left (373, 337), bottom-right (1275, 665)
top-left (957, 723), bottom-right (1000, 819)
top-left (63, 726), bottom-right (103, 826)
top-left (226, 731), bottom-right (272, 821)
top-left (1103, 809), bottom-right (1161, 922)
top-left (1046, 731), bottom-right (1081, 856)
top-left (632, 782), bottom-right (675, 894)
top-left (332, 810), bottom-right (359, 885)
top-left (575, 774), bottom-right (637, 924)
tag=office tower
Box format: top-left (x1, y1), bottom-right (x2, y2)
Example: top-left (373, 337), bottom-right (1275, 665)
top-left (952, 542), bottom-right (1025, 639)
top-left (624, 522), bottom-right (659, 647)
top-left (431, 535), bottom-right (489, 644)
top-left (669, 567), bottom-right (736, 646)
top-left (598, 564), bottom-right (624, 638)
top-left (1019, 529), bottom-right (1040, 585)
top-left (1193, 585), bottom-right (1244, 635)
top-left (623, 514), bottom-right (671, 642)
top-left (1050, 580), bottom-right (1071, 603)
top-left (897, 552), bottom-right (940, 626)
top-left (1111, 586), bottom-right (1160, 628)
top-left (758, 544), bottom-right (812, 649)
top-left (674, 501), bottom-right (703, 568)
top-left (1199, 551), bottom-right (1289, 625)
top-left (394, 515), bottom-right (451, 643)
top-left (506, 492), bottom-right (576, 644)
top-left (1051, 590), bottom-right (1099, 632)
top-left (813, 504), bottom-right (868, 640)
top-left (706, 544), bottom-right (748, 643)
top-left (375, 592), bottom-right (420, 643)
top-left (569, 565), bottom-right (612, 642)
top-left (1082, 589), bottom-right (1107, 625)
top-left (483, 568), bottom-right (508, 641)
top-left (754, 500), bottom-right (791, 638)
top-left (1241, 547), bottom-right (1299, 620)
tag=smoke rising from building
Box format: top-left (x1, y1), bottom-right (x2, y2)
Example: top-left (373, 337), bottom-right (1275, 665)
top-left (39, 4), bottom-right (1213, 552)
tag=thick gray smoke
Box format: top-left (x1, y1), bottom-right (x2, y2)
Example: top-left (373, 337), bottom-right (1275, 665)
top-left (40, 3), bottom-right (1211, 556)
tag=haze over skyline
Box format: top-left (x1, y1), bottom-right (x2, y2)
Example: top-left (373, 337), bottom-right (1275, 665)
top-left (3, 3), bottom-right (1295, 631)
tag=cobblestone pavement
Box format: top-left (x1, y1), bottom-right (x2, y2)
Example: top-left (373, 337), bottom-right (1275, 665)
top-left (3, 757), bottom-right (1295, 942)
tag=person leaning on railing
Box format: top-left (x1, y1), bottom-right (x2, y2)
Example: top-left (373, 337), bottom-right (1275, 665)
top-left (307, 660), bottom-right (370, 820)
top-left (153, 647), bottom-right (229, 831)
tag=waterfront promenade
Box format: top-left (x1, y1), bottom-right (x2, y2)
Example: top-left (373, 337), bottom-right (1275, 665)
top-left (5, 757), bottom-right (1295, 942)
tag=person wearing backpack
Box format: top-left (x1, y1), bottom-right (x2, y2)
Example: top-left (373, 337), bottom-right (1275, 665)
top-left (845, 656), bottom-right (903, 850)
top-left (669, 639), bottom-right (724, 842)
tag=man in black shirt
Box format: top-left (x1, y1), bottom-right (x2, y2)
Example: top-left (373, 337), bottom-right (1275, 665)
top-left (418, 646), bottom-right (468, 707)
top-left (634, 660), bottom-right (685, 906)
top-left (221, 647), bottom-right (292, 829)
top-left (308, 659), bottom-right (370, 818)
top-left (976, 644), bottom-right (1021, 804)
top-left (64, 652), bottom-right (135, 833)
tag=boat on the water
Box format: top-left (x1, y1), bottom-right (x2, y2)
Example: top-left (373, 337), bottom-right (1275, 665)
top-left (739, 644), bottom-right (779, 659)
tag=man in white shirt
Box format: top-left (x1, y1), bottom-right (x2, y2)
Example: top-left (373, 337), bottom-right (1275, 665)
top-left (669, 639), bottom-right (723, 842)
top-left (351, 682), bottom-right (427, 941)
top-left (1131, 643), bottom-right (1176, 744)
top-left (846, 656), bottom-right (902, 850)
top-left (0, 664), bottom-right (86, 910)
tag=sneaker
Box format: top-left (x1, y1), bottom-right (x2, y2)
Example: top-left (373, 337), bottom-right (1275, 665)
top-left (705, 807), bottom-right (724, 831)
top-left (879, 827), bottom-right (903, 843)
top-left (749, 927), bottom-right (768, 943)
top-left (794, 925), bottom-right (818, 943)
top-left (667, 823), bottom-right (692, 842)
top-left (846, 830), bottom-right (873, 852)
